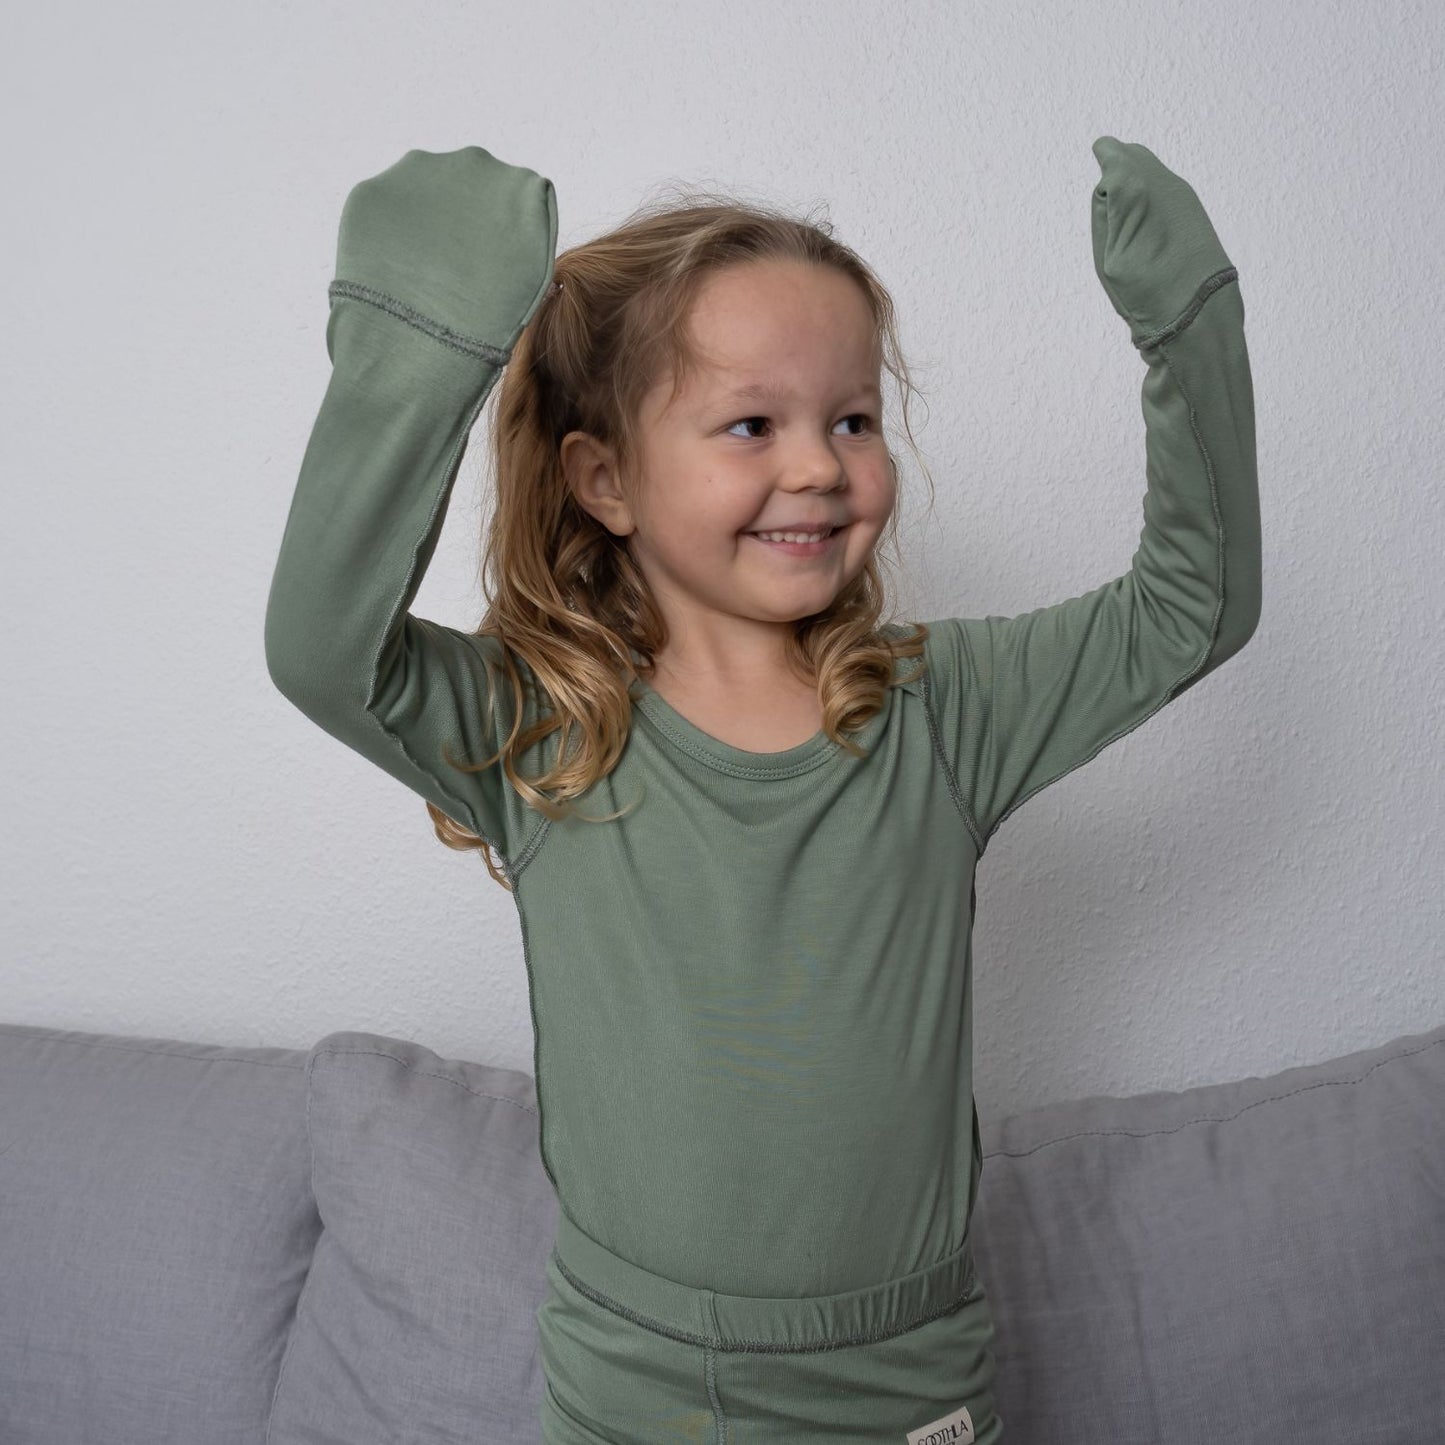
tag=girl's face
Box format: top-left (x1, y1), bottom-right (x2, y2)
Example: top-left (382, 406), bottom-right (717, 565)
top-left (563, 258), bottom-right (896, 677)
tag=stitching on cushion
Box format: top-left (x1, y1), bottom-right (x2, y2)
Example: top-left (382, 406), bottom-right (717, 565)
top-left (264, 1230), bottom-right (327, 1439)
top-left (983, 1035), bottom-right (1445, 1160)
top-left (0, 1030), bottom-right (305, 1070)
top-left (310, 1045), bottom-right (539, 1116)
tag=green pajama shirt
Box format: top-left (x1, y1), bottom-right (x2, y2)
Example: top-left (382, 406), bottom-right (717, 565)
top-left (265, 142), bottom-right (1260, 1443)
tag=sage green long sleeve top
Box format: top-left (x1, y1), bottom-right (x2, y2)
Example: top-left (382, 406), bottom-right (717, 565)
top-left (265, 142), bottom-right (1260, 1300)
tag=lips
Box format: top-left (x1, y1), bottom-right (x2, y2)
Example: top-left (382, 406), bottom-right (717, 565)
top-left (745, 525), bottom-right (847, 556)
top-left (747, 524), bottom-right (842, 538)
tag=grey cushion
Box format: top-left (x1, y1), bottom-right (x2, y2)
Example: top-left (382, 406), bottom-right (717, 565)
top-left (5, 1013), bottom-right (1441, 1445)
top-left (970, 1020), bottom-right (1445, 1444)
top-left (0, 1023), bottom-right (319, 1445)
top-left (264, 1031), bottom-right (558, 1445)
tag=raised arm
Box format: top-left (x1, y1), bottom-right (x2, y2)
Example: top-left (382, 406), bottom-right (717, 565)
top-left (928, 137), bottom-right (1261, 857)
top-left (263, 147), bottom-right (558, 860)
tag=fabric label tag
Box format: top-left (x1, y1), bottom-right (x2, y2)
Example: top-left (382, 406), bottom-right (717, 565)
top-left (905, 1403), bottom-right (975, 1444)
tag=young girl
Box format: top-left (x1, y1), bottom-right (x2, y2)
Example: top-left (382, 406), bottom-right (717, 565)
top-left (265, 137), bottom-right (1259, 1444)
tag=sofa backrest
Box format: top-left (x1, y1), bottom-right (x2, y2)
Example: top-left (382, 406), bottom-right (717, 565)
top-left (0, 1021), bottom-right (558, 1445)
top-left (5, 1016), bottom-right (1441, 1445)
top-left (263, 1032), bottom-right (557, 1444)
top-left (0, 1022), bottom-right (320, 1445)
top-left (970, 1020), bottom-right (1445, 1443)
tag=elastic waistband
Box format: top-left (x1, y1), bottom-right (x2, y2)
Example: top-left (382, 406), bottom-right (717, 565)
top-left (549, 1208), bottom-right (980, 1353)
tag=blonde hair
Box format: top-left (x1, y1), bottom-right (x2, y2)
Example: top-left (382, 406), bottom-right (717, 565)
top-left (430, 181), bottom-right (937, 889)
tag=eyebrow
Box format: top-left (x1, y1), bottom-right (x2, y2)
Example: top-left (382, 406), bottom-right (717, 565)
top-left (716, 379), bottom-right (882, 405)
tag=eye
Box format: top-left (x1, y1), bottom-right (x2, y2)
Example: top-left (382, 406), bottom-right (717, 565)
top-left (724, 413), bottom-right (874, 440)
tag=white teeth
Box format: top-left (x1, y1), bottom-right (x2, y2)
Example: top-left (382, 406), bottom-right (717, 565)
top-left (754, 528), bottom-right (832, 543)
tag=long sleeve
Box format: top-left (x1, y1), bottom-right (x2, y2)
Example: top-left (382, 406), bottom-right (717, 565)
top-left (929, 265), bottom-right (1261, 856)
top-left (263, 147), bottom-right (558, 862)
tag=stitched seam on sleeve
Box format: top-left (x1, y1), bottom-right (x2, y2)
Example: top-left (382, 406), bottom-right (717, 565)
top-left (452, 635), bottom-right (556, 883)
top-left (920, 630), bottom-right (987, 855)
top-left (1132, 266), bottom-right (1237, 352)
top-left (506, 813), bottom-right (551, 882)
top-left (449, 630), bottom-right (524, 875)
top-left (361, 384), bottom-right (498, 849)
top-left (1151, 306), bottom-right (1230, 696)
top-left (984, 300), bottom-right (1231, 844)
top-left (952, 620), bottom-right (1001, 851)
top-left (328, 278), bottom-right (513, 365)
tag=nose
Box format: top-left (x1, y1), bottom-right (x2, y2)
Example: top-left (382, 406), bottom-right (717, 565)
top-left (783, 441), bottom-right (849, 492)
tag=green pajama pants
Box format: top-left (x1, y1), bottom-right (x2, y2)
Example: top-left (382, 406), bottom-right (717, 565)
top-left (536, 1208), bottom-right (1003, 1443)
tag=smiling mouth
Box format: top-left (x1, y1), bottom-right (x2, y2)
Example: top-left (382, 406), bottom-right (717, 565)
top-left (744, 524), bottom-right (849, 554)
top-left (746, 523), bottom-right (845, 540)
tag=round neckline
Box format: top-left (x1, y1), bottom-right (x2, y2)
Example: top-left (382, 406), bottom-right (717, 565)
top-left (630, 675), bottom-right (890, 778)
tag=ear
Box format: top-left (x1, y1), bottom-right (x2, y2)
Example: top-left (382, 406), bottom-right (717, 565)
top-left (560, 430), bottom-right (635, 538)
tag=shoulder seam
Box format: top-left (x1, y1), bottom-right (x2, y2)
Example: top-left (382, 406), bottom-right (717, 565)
top-left (366, 677), bottom-right (497, 865)
top-left (453, 630), bottom-right (557, 883)
top-left (506, 813), bottom-right (551, 882)
top-left (919, 623), bottom-right (988, 856)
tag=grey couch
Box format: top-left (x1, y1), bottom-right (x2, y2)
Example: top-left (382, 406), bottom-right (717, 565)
top-left (2, 1016), bottom-right (1441, 1444)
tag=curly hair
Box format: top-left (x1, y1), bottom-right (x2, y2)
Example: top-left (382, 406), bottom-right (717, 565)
top-left (429, 180), bottom-right (937, 889)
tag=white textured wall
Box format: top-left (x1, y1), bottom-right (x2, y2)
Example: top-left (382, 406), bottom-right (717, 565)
top-left (3, 0), bottom-right (1441, 1120)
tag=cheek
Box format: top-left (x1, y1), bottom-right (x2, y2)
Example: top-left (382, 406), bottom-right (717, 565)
top-left (664, 493), bottom-right (754, 549)
top-left (659, 514), bottom-right (736, 564)
top-left (873, 455), bottom-right (899, 503)
top-left (851, 474), bottom-right (894, 533)
top-left (853, 488), bottom-right (895, 554)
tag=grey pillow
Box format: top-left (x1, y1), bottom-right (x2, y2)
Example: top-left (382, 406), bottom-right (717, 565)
top-left (265, 1032), bottom-right (559, 1445)
top-left (971, 1021), bottom-right (1445, 1443)
top-left (0, 1024), bottom-right (319, 1445)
